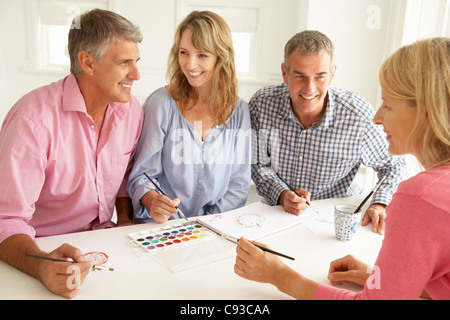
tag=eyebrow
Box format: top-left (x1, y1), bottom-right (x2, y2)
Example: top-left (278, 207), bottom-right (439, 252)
top-left (293, 71), bottom-right (329, 76)
top-left (117, 57), bottom-right (140, 63)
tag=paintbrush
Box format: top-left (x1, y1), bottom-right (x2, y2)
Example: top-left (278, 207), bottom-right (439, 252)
top-left (354, 175), bottom-right (387, 213)
top-left (24, 254), bottom-right (114, 271)
top-left (276, 173), bottom-right (319, 214)
top-left (194, 220), bottom-right (295, 260)
top-left (143, 172), bottom-right (188, 221)
top-left (222, 234), bottom-right (295, 261)
top-left (25, 254), bottom-right (75, 263)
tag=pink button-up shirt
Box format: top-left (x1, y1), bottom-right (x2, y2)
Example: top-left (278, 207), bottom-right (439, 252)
top-left (0, 75), bottom-right (143, 243)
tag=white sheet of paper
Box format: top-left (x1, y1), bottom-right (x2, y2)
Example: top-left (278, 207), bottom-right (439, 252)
top-left (77, 237), bottom-right (151, 279)
top-left (196, 202), bottom-right (305, 240)
top-left (301, 204), bottom-right (336, 235)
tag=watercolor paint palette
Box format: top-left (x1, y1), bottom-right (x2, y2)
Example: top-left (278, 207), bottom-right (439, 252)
top-left (128, 221), bottom-right (215, 252)
top-left (127, 221), bottom-right (235, 273)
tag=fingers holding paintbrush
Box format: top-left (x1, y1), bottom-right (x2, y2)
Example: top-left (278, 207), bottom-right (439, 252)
top-left (142, 172), bottom-right (188, 222)
top-left (276, 173), bottom-right (319, 215)
top-left (140, 188), bottom-right (181, 223)
top-left (234, 237), bottom-right (294, 284)
top-left (278, 189), bottom-right (316, 216)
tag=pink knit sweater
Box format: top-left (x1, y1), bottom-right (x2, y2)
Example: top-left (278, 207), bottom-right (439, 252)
top-left (314, 165), bottom-right (450, 299)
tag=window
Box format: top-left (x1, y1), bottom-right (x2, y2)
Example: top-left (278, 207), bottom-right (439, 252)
top-left (176, 0), bottom-right (262, 78)
top-left (26, 0), bottom-right (113, 72)
top-left (232, 32), bottom-right (252, 74)
top-left (402, 0), bottom-right (450, 45)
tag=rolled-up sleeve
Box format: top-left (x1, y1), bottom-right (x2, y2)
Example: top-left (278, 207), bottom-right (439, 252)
top-left (0, 113), bottom-right (46, 243)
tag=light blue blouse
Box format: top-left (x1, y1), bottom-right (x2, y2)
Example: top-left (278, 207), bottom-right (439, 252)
top-left (127, 87), bottom-right (252, 223)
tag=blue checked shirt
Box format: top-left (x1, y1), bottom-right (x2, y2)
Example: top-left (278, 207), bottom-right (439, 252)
top-left (249, 83), bottom-right (407, 206)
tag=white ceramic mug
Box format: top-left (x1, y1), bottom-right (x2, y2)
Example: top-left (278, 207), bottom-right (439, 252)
top-left (334, 204), bottom-right (362, 241)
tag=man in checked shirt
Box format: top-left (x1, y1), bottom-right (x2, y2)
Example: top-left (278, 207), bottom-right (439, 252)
top-left (250, 30), bottom-right (407, 235)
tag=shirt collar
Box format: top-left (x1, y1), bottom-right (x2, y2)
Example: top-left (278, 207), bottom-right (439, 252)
top-left (62, 74), bottom-right (128, 118)
top-left (62, 74), bottom-right (88, 113)
top-left (322, 88), bottom-right (335, 129)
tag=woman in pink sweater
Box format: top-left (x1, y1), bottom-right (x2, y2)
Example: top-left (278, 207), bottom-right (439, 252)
top-left (234, 37), bottom-right (450, 299)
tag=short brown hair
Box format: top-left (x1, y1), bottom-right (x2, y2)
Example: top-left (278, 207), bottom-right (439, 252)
top-left (68, 9), bottom-right (142, 76)
top-left (284, 30), bottom-right (335, 72)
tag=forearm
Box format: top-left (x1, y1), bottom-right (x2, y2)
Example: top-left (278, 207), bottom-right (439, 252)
top-left (0, 234), bottom-right (45, 280)
top-left (273, 264), bottom-right (320, 300)
top-left (251, 165), bottom-right (286, 206)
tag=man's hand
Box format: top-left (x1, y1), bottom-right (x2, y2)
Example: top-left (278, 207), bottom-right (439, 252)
top-left (0, 235), bottom-right (93, 299)
top-left (361, 203), bottom-right (386, 235)
top-left (278, 189), bottom-right (311, 216)
top-left (36, 243), bottom-right (94, 299)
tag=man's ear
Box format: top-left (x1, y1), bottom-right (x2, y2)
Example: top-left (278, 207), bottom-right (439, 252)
top-left (329, 65), bottom-right (337, 84)
top-left (78, 51), bottom-right (95, 76)
top-left (281, 62), bottom-right (288, 84)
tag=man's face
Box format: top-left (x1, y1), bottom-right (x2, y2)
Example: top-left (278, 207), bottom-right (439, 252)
top-left (91, 39), bottom-right (140, 105)
top-left (282, 50), bottom-right (336, 123)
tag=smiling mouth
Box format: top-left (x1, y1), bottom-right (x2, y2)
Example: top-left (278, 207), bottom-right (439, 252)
top-left (188, 71), bottom-right (203, 77)
top-left (118, 83), bottom-right (132, 88)
top-left (300, 94), bottom-right (318, 100)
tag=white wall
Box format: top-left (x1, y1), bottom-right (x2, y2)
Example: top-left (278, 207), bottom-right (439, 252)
top-left (305, 0), bottom-right (392, 108)
top-left (0, 0), bottom-right (448, 127)
top-left (0, 0), bottom-right (387, 122)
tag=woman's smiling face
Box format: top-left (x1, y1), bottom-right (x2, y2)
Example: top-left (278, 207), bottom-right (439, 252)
top-left (178, 29), bottom-right (218, 93)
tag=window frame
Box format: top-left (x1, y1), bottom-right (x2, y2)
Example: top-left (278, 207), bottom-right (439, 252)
top-left (176, 0), bottom-right (265, 81)
top-left (25, 0), bottom-right (116, 74)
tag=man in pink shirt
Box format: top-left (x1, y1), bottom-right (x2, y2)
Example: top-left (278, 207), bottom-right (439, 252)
top-left (0, 9), bottom-right (143, 298)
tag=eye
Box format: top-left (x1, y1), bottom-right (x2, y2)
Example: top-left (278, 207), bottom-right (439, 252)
top-left (179, 50), bottom-right (188, 55)
top-left (199, 53), bottom-right (209, 58)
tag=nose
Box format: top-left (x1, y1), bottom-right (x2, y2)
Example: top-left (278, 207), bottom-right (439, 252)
top-left (186, 55), bottom-right (199, 70)
top-left (373, 105), bottom-right (384, 125)
top-left (303, 78), bottom-right (316, 94)
top-left (129, 62), bottom-right (140, 81)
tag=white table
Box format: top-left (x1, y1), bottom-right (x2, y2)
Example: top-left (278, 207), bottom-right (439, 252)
top-left (0, 196), bottom-right (383, 300)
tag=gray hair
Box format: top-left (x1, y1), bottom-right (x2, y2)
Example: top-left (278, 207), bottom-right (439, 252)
top-left (68, 9), bottom-right (143, 76)
top-left (284, 30), bottom-right (335, 71)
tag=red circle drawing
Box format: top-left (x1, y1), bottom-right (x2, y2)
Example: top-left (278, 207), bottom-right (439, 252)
top-left (84, 251), bottom-right (109, 266)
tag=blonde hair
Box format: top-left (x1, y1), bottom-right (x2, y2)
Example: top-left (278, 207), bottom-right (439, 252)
top-left (166, 11), bottom-right (238, 125)
top-left (379, 37), bottom-right (450, 169)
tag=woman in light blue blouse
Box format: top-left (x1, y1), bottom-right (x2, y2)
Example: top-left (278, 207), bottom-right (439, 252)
top-left (127, 11), bottom-right (251, 223)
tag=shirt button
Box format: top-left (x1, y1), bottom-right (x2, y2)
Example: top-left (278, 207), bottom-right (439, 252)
top-left (198, 179), bottom-right (202, 183)
top-left (299, 155), bottom-right (303, 160)
top-left (90, 124), bottom-right (95, 129)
